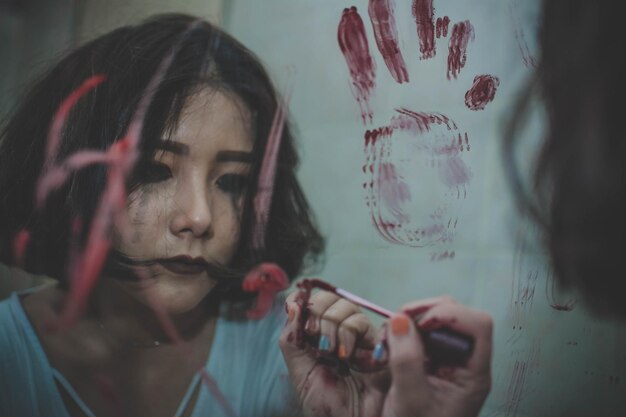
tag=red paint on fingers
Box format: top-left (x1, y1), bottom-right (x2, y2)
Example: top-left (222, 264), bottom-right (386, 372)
top-left (338, 6), bottom-right (376, 124)
top-left (447, 20), bottom-right (474, 80)
top-left (368, 0), bottom-right (409, 83)
top-left (412, 0), bottom-right (436, 59)
top-left (465, 75), bottom-right (500, 110)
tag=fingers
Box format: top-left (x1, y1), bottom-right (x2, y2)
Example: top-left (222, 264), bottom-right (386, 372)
top-left (303, 289), bottom-right (376, 358)
top-left (415, 300), bottom-right (493, 375)
top-left (280, 295), bottom-right (319, 392)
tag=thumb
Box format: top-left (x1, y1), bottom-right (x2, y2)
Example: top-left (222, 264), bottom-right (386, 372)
top-left (386, 313), bottom-right (431, 415)
top-left (279, 298), bottom-right (318, 391)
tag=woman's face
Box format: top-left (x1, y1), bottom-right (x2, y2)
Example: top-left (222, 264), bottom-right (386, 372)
top-left (112, 88), bottom-right (254, 314)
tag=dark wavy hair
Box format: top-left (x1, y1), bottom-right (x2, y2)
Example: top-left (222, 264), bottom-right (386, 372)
top-left (503, 1), bottom-right (626, 318)
top-left (0, 14), bottom-right (324, 299)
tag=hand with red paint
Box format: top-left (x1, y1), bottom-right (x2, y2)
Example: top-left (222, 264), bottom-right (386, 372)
top-left (280, 289), bottom-right (389, 417)
top-left (381, 296), bottom-right (493, 417)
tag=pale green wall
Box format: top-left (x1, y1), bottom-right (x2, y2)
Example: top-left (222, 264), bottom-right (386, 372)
top-left (225, 1), bottom-right (626, 416)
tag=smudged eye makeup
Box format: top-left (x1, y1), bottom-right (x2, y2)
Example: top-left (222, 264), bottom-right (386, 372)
top-left (138, 161), bottom-right (173, 184)
top-left (216, 173), bottom-right (249, 196)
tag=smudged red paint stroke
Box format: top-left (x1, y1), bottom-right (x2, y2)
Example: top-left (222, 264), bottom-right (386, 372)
top-left (242, 263), bottom-right (289, 319)
top-left (546, 271), bottom-right (577, 311)
top-left (368, 0), bottom-right (409, 84)
top-left (465, 74), bottom-right (500, 110)
top-left (412, 0), bottom-right (436, 59)
top-left (509, 1), bottom-right (537, 68)
top-left (436, 16), bottom-right (450, 39)
top-left (363, 109), bottom-right (471, 247)
top-left (447, 20), bottom-right (475, 80)
top-left (338, 6), bottom-right (376, 124)
top-left (251, 92), bottom-right (290, 251)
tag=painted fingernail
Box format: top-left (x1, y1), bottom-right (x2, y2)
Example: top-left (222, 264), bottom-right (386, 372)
top-left (337, 344), bottom-right (348, 359)
top-left (390, 315), bottom-right (411, 336)
top-left (372, 342), bottom-right (385, 361)
top-left (318, 335), bottom-right (330, 351)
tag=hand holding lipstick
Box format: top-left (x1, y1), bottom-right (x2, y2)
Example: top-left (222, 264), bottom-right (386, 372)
top-left (279, 283), bottom-right (493, 417)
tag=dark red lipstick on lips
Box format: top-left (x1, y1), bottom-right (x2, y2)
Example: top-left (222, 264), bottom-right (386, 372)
top-left (158, 256), bottom-right (209, 275)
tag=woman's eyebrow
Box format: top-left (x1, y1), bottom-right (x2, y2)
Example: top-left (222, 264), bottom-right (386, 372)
top-left (156, 140), bottom-right (190, 155)
top-left (216, 150), bottom-right (253, 163)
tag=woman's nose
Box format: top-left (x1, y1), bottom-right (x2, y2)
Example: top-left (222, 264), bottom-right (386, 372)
top-left (170, 184), bottom-right (213, 239)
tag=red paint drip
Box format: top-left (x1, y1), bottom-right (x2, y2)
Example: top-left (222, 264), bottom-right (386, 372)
top-left (447, 20), bottom-right (475, 80)
top-left (436, 16), bottom-right (450, 38)
top-left (412, 0), bottom-right (436, 59)
top-left (242, 262), bottom-right (289, 319)
top-left (368, 0), bottom-right (409, 83)
top-left (465, 74), bottom-right (500, 110)
top-left (509, 2), bottom-right (537, 68)
top-left (338, 6), bottom-right (376, 124)
top-left (36, 75), bottom-right (108, 208)
top-left (11, 229), bottom-right (30, 266)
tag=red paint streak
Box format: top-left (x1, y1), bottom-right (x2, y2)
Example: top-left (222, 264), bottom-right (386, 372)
top-left (509, 2), bottom-right (537, 68)
top-left (430, 250), bottom-right (455, 261)
top-left (504, 360), bottom-right (527, 417)
top-left (338, 6), bottom-right (377, 124)
top-left (36, 75), bottom-right (107, 208)
top-left (436, 16), bottom-right (450, 38)
top-left (11, 229), bottom-right (30, 266)
top-left (242, 262), bottom-right (289, 319)
top-left (251, 91), bottom-right (290, 251)
top-left (199, 369), bottom-right (238, 417)
top-left (412, 0), bottom-right (436, 59)
top-left (95, 375), bottom-right (124, 417)
top-left (546, 271), bottom-right (577, 312)
top-left (447, 20), bottom-right (475, 80)
top-left (379, 162), bottom-right (411, 224)
top-left (368, 0), bottom-right (409, 83)
top-left (465, 75), bottom-right (500, 110)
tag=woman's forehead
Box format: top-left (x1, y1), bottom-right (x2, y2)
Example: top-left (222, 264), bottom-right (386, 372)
top-left (162, 88), bottom-right (254, 154)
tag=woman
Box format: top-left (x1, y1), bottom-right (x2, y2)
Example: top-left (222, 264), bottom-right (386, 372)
top-left (0, 13), bottom-right (492, 417)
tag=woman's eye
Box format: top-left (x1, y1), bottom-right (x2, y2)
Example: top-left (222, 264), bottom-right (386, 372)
top-left (216, 174), bottom-right (249, 195)
top-left (138, 161), bottom-right (172, 184)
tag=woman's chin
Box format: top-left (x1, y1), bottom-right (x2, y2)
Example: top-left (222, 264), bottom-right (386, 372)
top-left (121, 276), bottom-right (217, 315)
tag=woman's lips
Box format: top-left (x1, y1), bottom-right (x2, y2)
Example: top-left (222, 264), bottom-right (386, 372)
top-left (158, 257), bottom-right (207, 275)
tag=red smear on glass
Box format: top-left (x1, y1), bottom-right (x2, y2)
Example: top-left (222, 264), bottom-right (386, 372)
top-left (199, 369), bottom-right (238, 417)
top-left (242, 262), bottom-right (289, 320)
top-left (363, 109), bottom-right (470, 247)
top-left (546, 272), bottom-right (577, 312)
top-left (368, 0), bottom-right (409, 84)
top-left (251, 92), bottom-right (291, 252)
top-left (338, 6), bottom-right (376, 124)
top-left (94, 375), bottom-right (124, 417)
top-left (12, 229), bottom-right (30, 267)
top-left (465, 74), bottom-right (500, 110)
top-left (447, 20), bottom-right (474, 80)
top-left (436, 16), bottom-right (450, 38)
top-left (36, 75), bottom-right (107, 208)
top-left (412, 0), bottom-right (436, 59)
top-left (509, 1), bottom-right (537, 68)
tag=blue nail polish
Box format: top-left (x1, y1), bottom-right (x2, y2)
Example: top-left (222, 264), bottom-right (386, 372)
top-left (318, 335), bottom-right (330, 351)
top-left (372, 342), bottom-right (385, 361)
